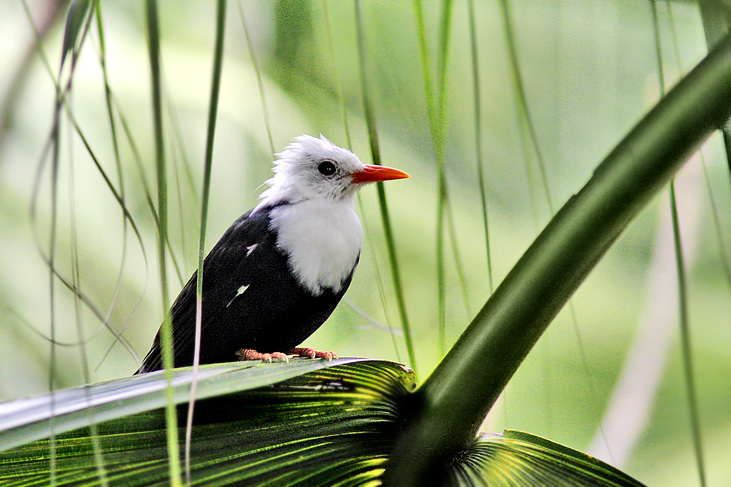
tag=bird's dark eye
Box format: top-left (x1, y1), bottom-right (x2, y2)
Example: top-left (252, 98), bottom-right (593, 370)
top-left (318, 160), bottom-right (337, 176)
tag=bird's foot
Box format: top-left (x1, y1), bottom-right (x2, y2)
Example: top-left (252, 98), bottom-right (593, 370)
top-left (288, 347), bottom-right (338, 362)
top-left (236, 348), bottom-right (290, 363)
top-left (235, 347), bottom-right (338, 363)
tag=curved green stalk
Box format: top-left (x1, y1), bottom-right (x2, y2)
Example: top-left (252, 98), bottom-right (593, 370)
top-left (321, 1), bottom-right (397, 358)
top-left (434, 0), bottom-right (456, 356)
top-left (186, 0), bottom-right (227, 483)
top-left (386, 34), bottom-right (731, 486)
top-left (95, 2), bottom-right (136, 375)
top-left (467, 0), bottom-right (493, 293)
top-left (413, 0), bottom-right (469, 355)
top-left (144, 1), bottom-right (182, 484)
top-left (321, 0), bottom-right (352, 149)
top-left (355, 0), bottom-right (417, 374)
top-left (699, 154), bottom-right (731, 284)
top-left (670, 182), bottom-right (706, 487)
top-left (238, 0), bottom-right (275, 157)
top-left (499, 0), bottom-right (553, 213)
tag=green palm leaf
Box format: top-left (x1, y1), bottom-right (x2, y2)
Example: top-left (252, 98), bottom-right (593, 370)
top-left (0, 359), bottom-right (410, 486)
top-left (0, 360), bottom-right (640, 486)
top-left (451, 431), bottom-right (642, 487)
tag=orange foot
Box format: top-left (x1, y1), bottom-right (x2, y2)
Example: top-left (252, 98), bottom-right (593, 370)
top-left (288, 347), bottom-right (338, 362)
top-left (236, 348), bottom-right (290, 363)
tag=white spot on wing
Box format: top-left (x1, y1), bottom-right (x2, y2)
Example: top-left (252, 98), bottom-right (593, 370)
top-left (246, 244), bottom-right (258, 256)
top-left (226, 284), bottom-right (250, 307)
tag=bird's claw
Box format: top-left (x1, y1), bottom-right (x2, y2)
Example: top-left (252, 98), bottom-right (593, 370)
top-left (236, 347), bottom-right (337, 363)
top-left (288, 347), bottom-right (338, 362)
top-left (236, 348), bottom-right (289, 363)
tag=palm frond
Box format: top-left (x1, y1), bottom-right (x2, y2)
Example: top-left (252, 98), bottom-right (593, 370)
top-left (0, 360), bottom-right (641, 486)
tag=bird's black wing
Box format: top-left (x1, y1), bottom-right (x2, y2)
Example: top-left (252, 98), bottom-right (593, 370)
top-left (136, 205), bottom-right (353, 373)
top-left (137, 208), bottom-right (270, 372)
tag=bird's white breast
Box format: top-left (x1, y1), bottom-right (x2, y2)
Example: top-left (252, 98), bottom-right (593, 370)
top-left (269, 199), bottom-right (362, 295)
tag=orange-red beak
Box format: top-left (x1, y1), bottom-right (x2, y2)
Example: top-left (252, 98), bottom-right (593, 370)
top-left (351, 164), bottom-right (410, 184)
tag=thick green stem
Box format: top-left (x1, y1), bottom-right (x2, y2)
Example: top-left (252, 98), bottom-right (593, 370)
top-left (698, 0), bottom-right (731, 171)
top-left (386, 34), bottom-right (731, 485)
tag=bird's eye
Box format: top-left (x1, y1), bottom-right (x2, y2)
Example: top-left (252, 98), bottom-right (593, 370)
top-left (318, 160), bottom-right (337, 176)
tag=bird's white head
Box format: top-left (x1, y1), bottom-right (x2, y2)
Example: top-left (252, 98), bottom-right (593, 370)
top-left (254, 134), bottom-right (409, 211)
top-left (253, 135), bottom-right (409, 294)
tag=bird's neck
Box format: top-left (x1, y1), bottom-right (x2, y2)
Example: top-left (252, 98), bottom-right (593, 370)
top-left (269, 197), bottom-right (362, 296)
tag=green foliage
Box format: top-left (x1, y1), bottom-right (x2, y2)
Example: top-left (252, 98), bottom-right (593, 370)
top-left (60, 0), bottom-right (93, 69)
top-left (0, 360), bottom-right (641, 486)
top-left (1, 1), bottom-right (730, 485)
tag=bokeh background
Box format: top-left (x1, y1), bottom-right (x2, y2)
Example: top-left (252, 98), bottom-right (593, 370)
top-left (1, 1), bottom-right (730, 485)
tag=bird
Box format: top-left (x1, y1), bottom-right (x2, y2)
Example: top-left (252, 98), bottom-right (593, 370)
top-left (136, 134), bottom-right (409, 373)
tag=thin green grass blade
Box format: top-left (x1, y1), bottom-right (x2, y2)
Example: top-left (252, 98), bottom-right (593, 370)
top-left (319, 1), bottom-right (398, 358)
top-left (166, 87), bottom-right (203, 276)
top-left (498, 0), bottom-right (553, 213)
top-left (145, 0), bottom-right (171, 371)
top-left (446, 202), bottom-right (471, 318)
top-left (435, 0), bottom-right (452, 132)
top-left (169, 101), bottom-right (201, 208)
top-left (61, 0), bottom-right (93, 69)
top-left (169, 122), bottom-right (192, 264)
top-left (65, 95), bottom-right (144, 363)
top-left (670, 182), bottom-right (706, 486)
top-left (27, 242), bottom-right (139, 362)
top-left (46, 68), bottom-right (61, 487)
top-left (321, 0), bottom-right (352, 148)
top-left (412, 0), bottom-right (437, 135)
top-left (23, 20), bottom-right (84, 475)
top-left (651, 4), bottom-right (706, 483)
top-left (414, 0), bottom-right (471, 354)
top-left (16, 42), bottom-right (127, 375)
top-left (355, 0), bottom-right (417, 374)
top-left (115, 106), bottom-right (187, 287)
top-left (356, 200), bottom-right (404, 362)
top-left (698, 0), bottom-right (731, 172)
top-left (186, 0), bottom-right (227, 481)
top-left (467, 0), bottom-right (493, 293)
top-left (34, 0), bottom-right (99, 474)
top-left (238, 1), bottom-right (276, 157)
top-left (94, 2), bottom-right (137, 373)
top-left (19, 20), bottom-right (144, 363)
top-left (193, 0), bottom-right (228, 374)
top-left (143, 0), bottom-right (181, 483)
top-left (66, 126), bottom-right (109, 487)
top-left (62, 7), bottom-right (107, 473)
top-left (410, 1), bottom-right (446, 353)
top-left (434, 0), bottom-right (453, 355)
top-left (699, 152), bottom-right (731, 284)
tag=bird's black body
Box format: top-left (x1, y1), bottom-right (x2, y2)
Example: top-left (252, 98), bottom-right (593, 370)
top-left (136, 202), bottom-right (356, 373)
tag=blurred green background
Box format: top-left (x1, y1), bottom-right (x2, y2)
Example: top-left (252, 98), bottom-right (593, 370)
top-left (0, 0), bottom-right (730, 485)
